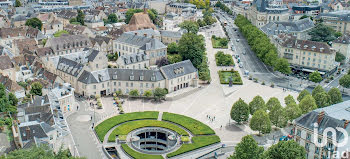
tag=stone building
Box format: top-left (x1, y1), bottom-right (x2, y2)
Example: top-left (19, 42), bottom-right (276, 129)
top-left (45, 34), bottom-right (92, 55)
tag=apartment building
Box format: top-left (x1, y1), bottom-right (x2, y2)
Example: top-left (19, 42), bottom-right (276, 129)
top-left (165, 2), bottom-right (196, 14)
top-left (113, 33), bottom-right (167, 65)
top-left (315, 10), bottom-right (350, 34)
top-left (115, 52), bottom-right (150, 69)
top-left (332, 34), bottom-right (350, 63)
top-left (160, 30), bottom-right (182, 45)
top-left (45, 34), bottom-right (92, 56)
top-left (273, 34), bottom-right (337, 74)
top-left (293, 101), bottom-right (350, 159)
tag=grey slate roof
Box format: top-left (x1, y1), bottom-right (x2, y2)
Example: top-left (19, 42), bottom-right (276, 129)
top-left (316, 10), bottom-right (350, 22)
top-left (19, 122), bottom-right (48, 142)
top-left (160, 60), bottom-right (197, 80)
top-left (120, 52), bottom-right (149, 65)
top-left (160, 30), bottom-right (182, 38)
top-left (125, 29), bottom-right (160, 38)
top-left (78, 68), bottom-right (165, 84)
top-left (57, 57), bottom-right (84, 77)
top-left (295, 111), bottom-right (347, 141)
top-left (261, 18), bottom-right (314, 35)
top-left (333, 34), bottom-right (350, 44)
top-left (116, 33), bottom-right (166, 51)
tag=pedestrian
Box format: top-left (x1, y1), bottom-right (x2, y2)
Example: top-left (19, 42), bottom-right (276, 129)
top-left (77, 105), bottom-right (79, 111)
top-left (220, 125), bottom-right (223, 129)
top-left (91, 116), bottom-right (92, 121)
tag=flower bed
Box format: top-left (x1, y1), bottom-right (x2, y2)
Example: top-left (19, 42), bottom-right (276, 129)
top-left (218, 70), bottom-right (243, 85)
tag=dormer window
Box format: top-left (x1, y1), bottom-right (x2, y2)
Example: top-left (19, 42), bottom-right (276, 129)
top-left (151, 76), bottom-right (155, 81)
top-left (304, 45), bottom-right (308, 49)
top-left (311, 46), bottom-right (316, 51)
top-left (130, 76), bottom-right (134, 80)
top-left (297, 44), bottom-right (300, 49)
top-left (320, 48), bottom-right (324, 52)
top-left (140, 76), bottom-right (144, 80)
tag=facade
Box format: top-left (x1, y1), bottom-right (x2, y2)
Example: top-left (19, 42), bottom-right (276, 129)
top-left (315, 11), bottom-right (350, 34)
top-left (0, 73), bottom-right (25, 99)
top-left (44, 34), bottom-right (92, 55)
top-left (160, 30), bottom-right (182, 45)
top-left (50, 83), bottom-right (75, 114)
top-left (0, 55), bottom-right (15, 81)
top-left (56, 10), bottom-right (78, 27)
top-left (115, 52), bottom-right (150, 69)
top-left (260, 18), bottom-right (314, 40)
top-left (90, 36), bottom-right (113, 54)
top-left (293, 101), bottom-right (350, 159)
top-left (248, 0), bottom-right (290, 27)
top-left (84, 15), bottom-right (104, 29)
top-left (76, 60), bottom-right (198, 97)
top-left (64, 24), bottom-right (94, 37)
top-left (165, 2), bottom-right (197, 14)
top-left (333, 34), bottom-right (350, 63)
top-left (273, 34), bottom-right (337, 74)
top-left (113, 33), bottom-right (167, 65)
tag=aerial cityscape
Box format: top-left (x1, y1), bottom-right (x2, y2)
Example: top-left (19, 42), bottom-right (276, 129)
top-left (0, 0), bottom-right (349, 158)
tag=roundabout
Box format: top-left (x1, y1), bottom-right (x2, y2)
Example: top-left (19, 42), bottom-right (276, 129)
top-left (94, 111), bottom-right (221, 159)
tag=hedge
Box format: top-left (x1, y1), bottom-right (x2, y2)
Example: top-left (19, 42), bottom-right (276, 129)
top-left (162, 112), bottom-right (215, 135)
top-left (121, 144), bottom-right (164, 159)
top-left (218, 70), bottom-right (243, 85)
top-left (108, 120), bottom-right (189, 142)
top-left (166, 135), bottom-right (221, 158)
top-left (94, 111), bottom-right (159, 142)
top-left (215, 51), bottom-right (234, 66)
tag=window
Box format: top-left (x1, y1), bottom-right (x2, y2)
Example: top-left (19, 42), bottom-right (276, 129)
top-left (296, 55), bottom-right (298, 59)
top-left (306, 133), bottom-right (311, 141)
top-left (297, 130), bottom-right (301, 136)
top-left (308, 57), bottom-right (310, 61)
top-left (126, 82), bottom-right (128, 87)
top-left (102, 84), bottom-right (104, 88)
top-left (96, 64), bottom-right (99, 68)
top-left (152, 83), bottom-right (154, 88)
top-left (315, 147), bottom-right (320, 154)
top-left (130, 83), bottom-right (133, 87)
top-left (305, 143), bottom-right (310, 151)
top-left (146, 83), bottom-right (149, 88)
top-left (93, 85), bottom-right (96, 89)
top-left (118, 82), bottom-right (121, 86)
top-left (114, 82), bottom-right (116, 86)
top-left (140, 83), bottom-right (143, 88)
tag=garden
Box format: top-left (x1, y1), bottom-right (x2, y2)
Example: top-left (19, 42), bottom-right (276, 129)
top-left (211, 35), bottom-right (228, 49)
top-left (218, 70), bottom-right (243, 85)
top-left (215, 51), bottom-right (234, 66)
top-left (95, 111), bottom-right (221, 158)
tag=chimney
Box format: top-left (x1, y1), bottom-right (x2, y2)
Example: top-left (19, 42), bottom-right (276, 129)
top-left (144, 33), bottom-right (147, 37)
top-left (151, 35), bottom-right (155, 39)
top-left (25, 126), bottom-right (30, 141)
top-left (134, 32), bottom-right (137, 35)
top-left (317, 111), bottom-right (325, 124)
top-left (344, 120), bottom-right (350, 129)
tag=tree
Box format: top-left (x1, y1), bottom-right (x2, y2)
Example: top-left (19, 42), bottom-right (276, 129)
top-left (284, 94), bottom-right (296, 106)
top-left (264, 141), bottom-right (306, 159)
top-left (230, 98), bottom-right (249, 124)
top-left (15, 0), bottom-right (21, 7)
top-left (167, 42), bottom-right (178, 54)
top-left (309, 71), bottom-right (322, 83)
top-left (299, 95), bottom-right (317, 114)
top-left (269, 102), bottom-right (287, 128)
top-left (156, 57), bottom-right (169, 67)
top-left (30, 82), bottom-right (43, 96)
top-left (297, 89), bottom-right (310, 102)
top-left (339, 74), bottom-right (350, 91)
top-left (249, 109), bottom-right (271, 135)
top-left (8, 93), bottom-right (18, 106)
top-left (77, 10), bottom-right (85, 26)
top-left (299, 15), bottom-right (313, 20)
top-left (179, 20), bottom-right (199, 34)
top-left (335, 32), bottom-right (342, 38)
top-left (266, 97), bottom-right (281, 111)
top-left (167, 54), bottom-right (182, 64)
top-left (312, 85), bottom-right (325, 98)
top-left (107, 13), bottom-right (118, 23)
top-left (143, 90), bottom-right (153, 97)
top-left (335, 52), bottom-right (346, 62)
top-left (274, 57), bottom-right (291, 74)
top-left (328, 87), bottom-right (343, 104)
top-left (25, 18), bottom-right (43, 30)
top-left (229, 135), bottom-right (264, 159)
top-left (314, 91), bottom-right (331, 108)
top-left (248, 95), bottom-right (266, 115)
top-left (308, 23), bottom-right (337, 42)
top-left (153, 88), bottom-right (167, 101)
top-left (129, 89), bottom-right (139, 97)
top-left (178, 33), bottom-right (205, 68)
top-left (285, 103), bottom-right (302, 122)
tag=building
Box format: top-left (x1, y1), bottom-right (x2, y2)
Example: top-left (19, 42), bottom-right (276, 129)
top-left (90, 36), bottom-right (113, 54)
top-left (56, 10), bottom-right (78, 27)
top-left (121, 8), bottom-right (157, 32)
top-left (125, 29), bottom-right (161, 41)
top-left (315, 11), bottom-right (350, 34)
top-left (115, 52), bottom-right (150, 69)
top-left (248, 0), bottom-right (290, 27)
top-left (0, 73), bottom-right (25, 99)
top-left (76, 60), bottom-right (198, 97)
top-left (0, 55), bottom-right (15, 81)
top-left (44, 34), bottom-right (92, 55)
top-left (160, 30), bottom-right (182, 45)
top-left (261, 18), bottom-right (314, 40)
top-left (293, 100), bottom-right (350, 159)
top-left (49, 83), bottom-right (75, 114)
top-left (165, 2), bottom-right (197, 14)
top-left (292, 5), bottom-right (321, 16)
top-left (273, 34), bottom-right (337, 75)
top-left (64, 24), bottom-right (94, 37)
top-left (113, 32), bottom-right (167, 65)
top-left (333, 34), bottom-right (350, 63)
top-left (84, 15), bottom-right (104, 29)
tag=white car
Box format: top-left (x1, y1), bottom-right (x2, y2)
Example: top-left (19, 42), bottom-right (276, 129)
top-left (239, 63), bottom-right (243, 68)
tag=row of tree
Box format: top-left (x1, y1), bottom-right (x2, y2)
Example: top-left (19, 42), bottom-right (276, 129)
top-left (340, 71), bottom-right (350, 91)
top-left (188, 0), bottom-right (210, 9)
top-left (127, 88), bottom-right (168, 101)
top-left (197, 8), bottom-right (217, 27)
top-left (214, 1), bottom-right (233, 15)
top-left (230, 86), bottom-right (342, 135)
top-left (230, 135), bottom-right (306, 159)
top-left (234, 15), bottom-right (291, 74)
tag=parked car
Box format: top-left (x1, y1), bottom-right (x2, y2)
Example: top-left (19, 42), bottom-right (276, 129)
top-left (239, 63), bottom-right (243, 68)
top-left (236, 39), bottom-right (240, 42)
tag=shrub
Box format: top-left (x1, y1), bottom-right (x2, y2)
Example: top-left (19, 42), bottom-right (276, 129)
top-left (254, 78), bottom-right (258, 83)
top-left (262, 81), bottom-right (265, 85)
top-left (215, 51), bottom-right (234, 66)
top-left (121, 144), bottom-right (163, 159)
top-left (271, 83), bottom-right (275, 88)
top-left (218, 70), bottom-right (243, 85)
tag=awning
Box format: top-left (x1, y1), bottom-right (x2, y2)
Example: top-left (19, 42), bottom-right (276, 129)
top-left (301, 68), bottom-right (325, 75)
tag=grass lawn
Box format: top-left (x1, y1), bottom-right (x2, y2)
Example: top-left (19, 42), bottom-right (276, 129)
top-left (108, 120), bottom-right (189, 142)
top-left (162, 112), bottom-right (215, 135)
top-left (211, 37), bottom-right (228, 49)
top-left (121, 144), bottom-right (164, 159)
top-left (166, 135), bottom-right (221, 158)
top-left (94, 111), bottom-right (159, 142)
top-left (218, 70), bottom-right (243, 85)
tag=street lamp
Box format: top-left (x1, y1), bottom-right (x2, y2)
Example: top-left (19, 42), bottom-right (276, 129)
top-left (73, 144), bottom-right (79, 157)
